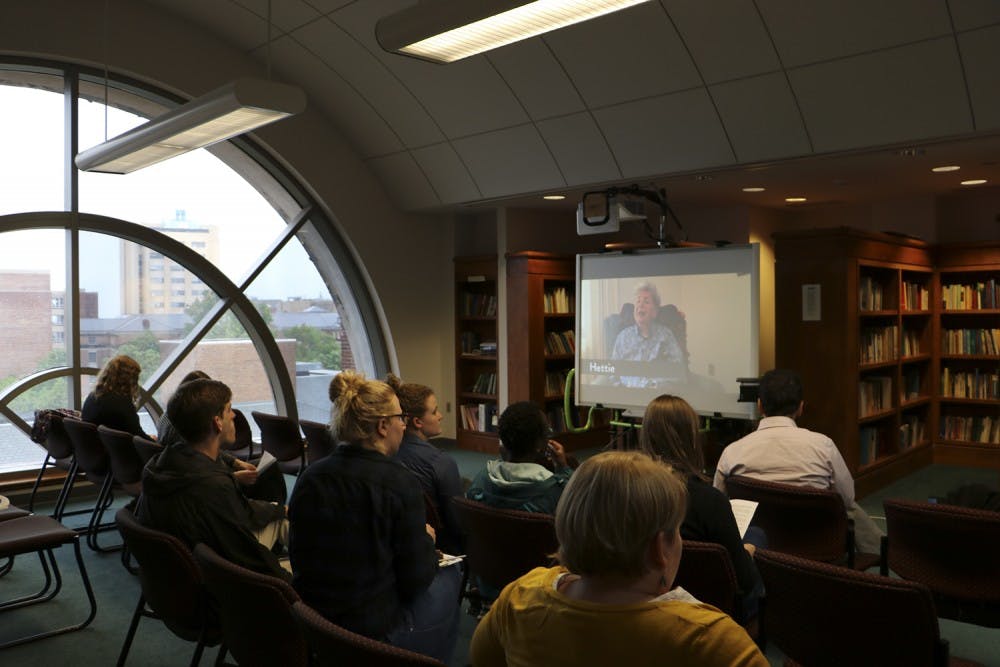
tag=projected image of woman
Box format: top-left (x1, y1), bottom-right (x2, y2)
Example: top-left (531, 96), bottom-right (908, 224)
top-left (611, 282), bottom-right (684, 387)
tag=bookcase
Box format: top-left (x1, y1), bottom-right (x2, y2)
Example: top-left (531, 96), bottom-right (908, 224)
top-left (454, 256), bottom-right (500, 452)
top-left (506, 252), bottom-right (608, 451)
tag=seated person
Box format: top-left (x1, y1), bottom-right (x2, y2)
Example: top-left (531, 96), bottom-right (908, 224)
top-left (470, 450), bottom-right (767, 667)
top-left (640, 394), bottom-right (764, 617)
top-left (139, 378), bottom-right (289, 580)
top-left (157, 370), bottom-right (286, 506)
top-left (81, 354), bottom-right (154, 440)
top-left (714, 369), bottom-right (884, 555)
top-left (288, 372), bottom-right (459, 664)
top-left (610, 282), bottom-right (685, 388)
top-left (466, 401), bottom-right (571, 514)
top-left (389, 375), bottom-right (464, 554)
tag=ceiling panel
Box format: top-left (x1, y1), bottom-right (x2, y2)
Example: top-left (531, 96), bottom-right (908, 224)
top-left (594, 89), bottom-right (734, 177)
top-left (232, 0), bottom-right (321, 33)
top-left (958, 25), bottom-right (1000, 132)
top-left (366, 152), bottom-right (439, 209)
top-left (453, 125), bottom-right (565, 198)
top-left (144, 0), bottom-right (266, 52)
top-left (536, 113), bottom-right (622, 186)
top-left (758, 0), bottom-right (952, 67)
top-left (411, 143), bottom-right (482, 204)
top-left (949, 0), bottom-right (1000, 31)
top-left (711, 72), bottom-right (811, 162)
top-left (487, 38), bottom-right (586, 120)
top-left (293, 17), bottom-right (444, 147)
top-left (302, 0), bottom-right (354, 15)
top-left (664, 0), bottom-right (781, 84)
top-left (544, 2), bottom-right (701, 109)
top-left (789, 38), bottom-right (972, 153)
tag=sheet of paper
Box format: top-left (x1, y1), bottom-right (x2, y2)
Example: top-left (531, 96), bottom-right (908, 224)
top-left (730, 499), bottom-right (758, 538)
top-left (256, 450), bottom-right (277, 474)
top-left (438, 553), bottom-right (465, 568)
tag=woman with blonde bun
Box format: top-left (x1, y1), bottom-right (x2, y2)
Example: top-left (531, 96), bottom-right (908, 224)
top-left (288, 371), bottom-right (459, 663)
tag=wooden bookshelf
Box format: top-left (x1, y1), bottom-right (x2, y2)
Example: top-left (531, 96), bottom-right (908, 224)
top-left (455, 256), bottom-right (499, 453)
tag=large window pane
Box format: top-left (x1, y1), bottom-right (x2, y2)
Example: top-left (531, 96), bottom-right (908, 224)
top-left (0, 72), bottom-right (64, 214)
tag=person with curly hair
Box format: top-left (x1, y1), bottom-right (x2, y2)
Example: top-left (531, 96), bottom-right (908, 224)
top-left (81, 354), bottom-right (153, 439)
top-left (288, 371), bottom-right (460, 663)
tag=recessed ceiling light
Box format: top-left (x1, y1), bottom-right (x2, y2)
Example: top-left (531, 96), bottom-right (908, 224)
top-left (932, 165), bottom-right (961, 173)
top-left (785, 197), bottom-right (807, 203)
top-left (542, 194), bottom-right (565, 200)
top-left (960, 179), bottom-right (987, 186)
top-left (742, 187), bottom-right (765, 193)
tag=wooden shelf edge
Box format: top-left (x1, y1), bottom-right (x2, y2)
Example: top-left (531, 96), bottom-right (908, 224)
top-left (858, 408), bottom-right (896, 424)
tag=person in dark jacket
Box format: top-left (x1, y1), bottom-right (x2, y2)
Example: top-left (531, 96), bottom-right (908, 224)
top-left (138, 378), bottom-right (289, 580)
top-left (388, 375), bottom-right (464, 554)
top-left (81, 354), bottom-right (154, 440)
top-left (288, 371), bottom-right (460, 664)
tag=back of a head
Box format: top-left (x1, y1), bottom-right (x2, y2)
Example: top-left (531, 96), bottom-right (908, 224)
top-left (639, 394), bottom-right (703, 478)
top-left (556, 450), bottom-right (687, 580)
top-left (95, 354), bottom-right (141, 399)
top-left (180, 370), bottom-right (211, 384)
top-left (328, 371), bottom-right (395, 445)
top-left (498, 401), bottom-right (548, 459)
top-left (758, 369), bottom-right (803, 417)
top-left (384, 373), bottom-right (433, 429)
top-left (166, 378), bottom-right (232, 444)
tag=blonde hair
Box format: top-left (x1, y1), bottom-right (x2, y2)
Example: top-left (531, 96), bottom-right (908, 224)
top-left (639, 394), bottom-right (705, 480)
top-left (328, 371), bottom-right (397, 445)
top-left (556, 450), bottom-right (687, 579)
top-left (94, 354), bottom-right (142, 401)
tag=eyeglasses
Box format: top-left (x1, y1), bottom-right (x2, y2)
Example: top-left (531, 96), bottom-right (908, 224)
top-left (381, 413), bottom-right (407, 423)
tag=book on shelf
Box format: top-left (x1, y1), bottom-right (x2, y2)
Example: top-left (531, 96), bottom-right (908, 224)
top-left (859, 376), bottom-right (893, 416)
top-left (544, 330), bottom-right (576, 355)
top-left (546, 405), bottom-right (566, 433)
top-left (902, 368), bottom-right (922, 401)
top-left (459, 292), bottom-right (497, 317)
top-left (899, 416), bottom-right (925, 449)
top-left (459, 403), bottom-right (498, 433)
top-left (543, 286), bottom-right (574, 314)
top-left (544, 370), bottom-right (569, 396)
top-left (470, 372), bottom-right (497, 395)
top-left (940, 367), bottom-right (1000, 399)
top-left (941, 328), bottom-right (1000, 356)
top-left (860, 325), bottom-right (898, 364)
top-left (901, 328), bottom-right (923, 357)
top-left (941, 280), bottom-right (998, 310)
top-left (858, 427), bottom-right (882, 465)
top-left (459, 331), bottom-right (480, 354)
top-left (859, 276), bottom-right (885, 311)
top-left (940, 415), bottom-right (999, 444)
top-left (902, 281), bottom-right (930, 311)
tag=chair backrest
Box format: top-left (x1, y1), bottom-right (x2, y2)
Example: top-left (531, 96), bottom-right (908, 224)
top-left (62, 418), bottom-right (110, 478)
top-left (251, 411), bottom-right (304, 461)
top-left (300, 419), bottom-right (335, 465)
top-left (756, 549), bottom-right (947, 667)
top-left (98, 425), bottom-right (145, 493)
top-left (193, 543), bottom-right (308, 667)
top-left (115, 507), bottom-right (216, 642)
top-left (132, 435), bottom-right (163, 466)
top-left (44, 412), bottom-right (76, 461)
top-left (673, 540), bottom-right (740, 618)
top-left (450, 496), bottom-right (558, 592)
top-left (225, 408), bottom-right (254, 453)
top-left (884, 498), bottom-right (1000, 604)
top-left (291, 601), bottom-right (445, 667)
top-left (725, 475), bottom-right (849, 562)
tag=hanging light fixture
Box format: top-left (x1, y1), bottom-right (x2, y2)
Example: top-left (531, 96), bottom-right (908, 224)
top-left (376, 0), bottom-right (652, 64)
top-left (75, 78), bottom-right (306, 174)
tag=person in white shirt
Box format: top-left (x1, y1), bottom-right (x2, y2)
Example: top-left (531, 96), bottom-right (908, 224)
top-left (713, 369), bottom-right (884, 554)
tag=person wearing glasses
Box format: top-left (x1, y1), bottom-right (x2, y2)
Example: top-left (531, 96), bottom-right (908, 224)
top-left (288, 371), bottom-right (460, 664)
top-left (388, 375), bottom-right (464, 554)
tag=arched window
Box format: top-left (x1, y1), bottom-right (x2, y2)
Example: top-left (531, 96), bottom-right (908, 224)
top-left (0, 62), bottom-right (387, 476)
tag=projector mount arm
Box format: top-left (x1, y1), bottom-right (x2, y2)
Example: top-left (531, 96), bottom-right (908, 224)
top-left (580, 184), bottom-right (686, 247)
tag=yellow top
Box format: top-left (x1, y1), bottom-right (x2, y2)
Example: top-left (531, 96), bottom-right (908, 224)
top-left (470, 566), bottom-right (767, 667)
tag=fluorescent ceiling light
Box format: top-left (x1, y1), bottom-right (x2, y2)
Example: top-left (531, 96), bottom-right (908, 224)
top-left (376, 0), bottom-right (653, 64)
top-left (932, 165), bottom-right (960, 173)
top-left (960, 179), bottom-right (987, 185)
top-left (76, 78), bottom-right (306, 174)
top-left (543, 194), bottom-right (565, 200)
top-left (785, 197), bottom-right (807, 203)
top-left (742, 187), bottom-right (765, 193)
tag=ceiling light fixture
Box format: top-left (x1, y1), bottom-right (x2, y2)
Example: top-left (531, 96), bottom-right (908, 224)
top-left (785, 197), bottom-right (807, 203)
top-left (75, 78), bottom-right (306, 174)
top-left (543, 194), bottom-right (566, 200)
top-left (960, 179), bottom-right (987, 186)
top-left (376, 0), bottom-right (652, 64)
top-left (742, 187), bottom-right (765, 193)
top-left (932, 165), bottom-right (960, 173)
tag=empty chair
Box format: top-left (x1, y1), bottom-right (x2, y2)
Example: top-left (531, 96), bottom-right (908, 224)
top-left (883, 498), bottom-right (1000, 628)
top-left (193, 543), bottom-right (307, 667)
top-left (291, 600), bottom-right (445, 667)
top-left (131, 435), bottom-right (162, 467)
top-left (756, 549), bottom-right (982, 667)
top-left (300, 419), bottom-right (335, 465)
top-left (98, 425), bottom-right (147, 499)
top-left (115, 507), bottom-right (222, 666)
top-left (61, 418), bottom-right (121, 552)
top-left (251, 411), bottom-right (306, 475)
top-left (724, 475), bottom-right (879, 570)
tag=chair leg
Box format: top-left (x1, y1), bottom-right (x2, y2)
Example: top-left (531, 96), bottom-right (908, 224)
top-left (52, 460), bottom-right (79, 521)
top-left (117, 594), bottom-right (146, 667)
top-left (0, 550), bottom-right (58, 611)
top-left (27, 455), bottom-right (52, 512)
top-left (215, 645), bottom-right (229, 666)
top-left (86, 476), bottom-right (123, 553)
top-left (189, 630), bottom-right (208, 667)
top-left (0, 556), bottom-right (12, 577)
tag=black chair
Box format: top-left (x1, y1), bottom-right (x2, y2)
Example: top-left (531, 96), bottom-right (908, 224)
top-left (291, 600), bottom-right (446, 667)
top-left (62, 418), bottom-right (121, 552)
top-left (27, 412), bottom-right (86, 517)
top-left (673, 539), bottom-right (743, 620)
top-left (115, 507), bottom-right (222, 666)
top-left (194, 543), bottom-right (307, 667)
top-left (300, 419), bottom-right (336, 465)
top-left (0, 505), bottom-right (32, 578)
top-left (883, 498), bottom-right (1000, 628)
top-left (222, 408), bottom-right (255, 461)
top-left (251, 411), bottom-right (306, 475)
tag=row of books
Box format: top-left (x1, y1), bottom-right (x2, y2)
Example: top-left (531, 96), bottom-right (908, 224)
top-left (941, 328), bottom-right (1000, 356)
top-left (902, 281), bottom-right (930, 311)
top-left (859, 376), bottom-right (893, 417)
top-left (545, 329), bottom-right (576, 355)
top-left (543, 287), bottom-right (574, 314)
top-left (546, 405), bottom-right (567, 432)
top-left (859, 276), bottom-right (886, 311)
top-left (899, 415), bottom-right (926, 449)
top-left (459, 402), bottom-right (498, 433)
top-left (544, 370), bottom-right (569, 396)
top-left (940, 415), bottom-right (1000, 444)
top-left (858, 426), bottom-right (885, 466)
top-left (469, 372), bottom-right (497, 395)
top-left (459, 292), bottom-right (497, 317)
top-left (941, 280), bottom-right (999, 310)
top-left (901, 329), bottom-right (923, 357)
top-left (459, 331), bottom-right (497, 355)
top-left (860, 325), bottom-right (898, 364)
top-left (940, 368), bottom-right (1000, 400)
top-left (902, 368), bottom-right (922, 401)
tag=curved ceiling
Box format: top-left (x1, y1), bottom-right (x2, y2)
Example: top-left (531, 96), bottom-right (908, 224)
top-left (145, 0), bottom-right (1000, 211)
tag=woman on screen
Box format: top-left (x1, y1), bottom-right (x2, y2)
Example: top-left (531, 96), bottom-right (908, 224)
top-left (610, 282), bottom-right (685, 388)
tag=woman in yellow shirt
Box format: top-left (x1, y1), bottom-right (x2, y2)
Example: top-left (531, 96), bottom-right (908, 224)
top-left (470, 450), bottom-right (767, 667)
